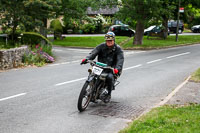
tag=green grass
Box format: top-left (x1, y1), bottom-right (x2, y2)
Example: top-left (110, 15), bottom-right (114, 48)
top-left (52, 35), bottom-right (200, 49)
top-left (190, 68), bottom-right (200, 82)
top-left (52, 36), bottom-right (129, 48)
top-left (120, 104), bottom-right (200, 133)
top-left (122, 35), bottom-right (200, 49)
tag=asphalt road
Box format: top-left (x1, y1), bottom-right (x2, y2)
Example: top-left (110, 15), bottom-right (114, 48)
top-left (1, 44), bottom-right (200, 133)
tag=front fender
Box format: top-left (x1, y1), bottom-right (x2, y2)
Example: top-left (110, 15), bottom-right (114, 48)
top-left (86, 75), bottom-right (95, 83)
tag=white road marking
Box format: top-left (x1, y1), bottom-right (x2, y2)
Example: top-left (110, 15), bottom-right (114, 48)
top-left (166, 52), bottom-right (190, 59)
top-left (48, 60), bottom-right (81, 67)
top-left (55, 64), bottom-right (143, 86)
top-left (0, 93), bottom-right (27, 102)
top-left (124, 51), bottom-right (146, 56)
top-left (55, 77), bottom-right (87, 86)
top-left (147, 59), bottom-right (162, 64)
top-left (48, 64), bottom-right (60, 66)
top-left (67, 48), bottom-right (92, 52)
top-left (53, 49), bottom-right (63, 52)
top-left (53, 51), bottom-right (191, 86)
top-left (123, 64), bottom-right (142, 71)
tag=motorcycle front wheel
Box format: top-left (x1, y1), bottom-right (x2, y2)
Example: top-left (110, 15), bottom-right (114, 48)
top-left (77, 82), bottom-right (93, 112)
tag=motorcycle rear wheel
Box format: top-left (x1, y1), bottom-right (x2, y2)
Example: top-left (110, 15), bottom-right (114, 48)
top-left (77, 82), bottom-right (93, 112)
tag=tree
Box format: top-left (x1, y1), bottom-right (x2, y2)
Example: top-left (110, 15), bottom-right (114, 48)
top-left (61, 0), bottom-right (92, 30)
top-left (159, 0), bottom-right (176, 39)
top-left (23, 0), bottom-right (62, 37)
top-left (118, 0), bottom-right (161, 45)
top-left (0, 0), bottom-right (25, 43)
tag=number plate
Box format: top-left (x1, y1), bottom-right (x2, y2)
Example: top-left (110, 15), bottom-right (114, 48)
top-left (92, 66), bottom-right (103, 75)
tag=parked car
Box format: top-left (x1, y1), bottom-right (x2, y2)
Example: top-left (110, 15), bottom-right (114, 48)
top-left (144, 25), bottom-right (170, 36)
top-left (108, 25), bottom-right (135, 37)
top-left (191, 25), bottom-right (200, 33)
top-left (168, 20), bottom-right (184, 33)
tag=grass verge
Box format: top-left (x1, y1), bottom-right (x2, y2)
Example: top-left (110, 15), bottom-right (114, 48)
top-left (122, 35), bottom-right (200, 49)
top-left (52, 36), bottom-right (129, 48)
top-left (190, 68), bottom-right (200, 82)
top-left (120, 104), bottom-right (200, 133)
top-left (52, 35), bottom-right (200, 50)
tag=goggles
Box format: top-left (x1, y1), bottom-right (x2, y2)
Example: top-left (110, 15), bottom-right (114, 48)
top-left (105, 34), bottom-right (115, 40)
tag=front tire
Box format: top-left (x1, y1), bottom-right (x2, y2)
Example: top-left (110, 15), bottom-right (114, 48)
top-left (78, 82), bottom-right (93, 112)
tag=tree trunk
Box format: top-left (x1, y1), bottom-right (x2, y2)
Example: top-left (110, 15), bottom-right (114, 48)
top-left (133, 20), bottom-right (145, 45)
top-left (40, 18), bottom-right (48, 45)
top-left (11, 24), bottom-right (17, 46)
top-left (40, 18), bottom-right (47, 38)
top-left (162, 17), bottom-right (169, 39)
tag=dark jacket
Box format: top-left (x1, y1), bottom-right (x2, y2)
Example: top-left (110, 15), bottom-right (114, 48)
top-left (87, 43), bottom-right (124, 74)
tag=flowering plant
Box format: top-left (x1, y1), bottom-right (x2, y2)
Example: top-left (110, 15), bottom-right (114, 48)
top-left (23, 44), bottom-right (54, 66)
top-left (33, 44), bottom-right (55, 63)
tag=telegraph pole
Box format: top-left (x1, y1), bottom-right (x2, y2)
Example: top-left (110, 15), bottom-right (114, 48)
top-left (176, 0), bottom-right (181, 42)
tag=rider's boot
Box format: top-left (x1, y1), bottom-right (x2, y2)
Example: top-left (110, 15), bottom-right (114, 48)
top-left (104, 88), bottom-right (112, 103)
top-left (104, 94), bottom-right (111, 103)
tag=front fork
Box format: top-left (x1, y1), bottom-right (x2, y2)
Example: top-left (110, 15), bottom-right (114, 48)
top-left (86, 74), bottom-right (102, 102)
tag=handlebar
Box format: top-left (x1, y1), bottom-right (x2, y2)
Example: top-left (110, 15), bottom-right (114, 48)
top-left (82, 60), bottom-right (119, 78)
top-left (87, 60), bottom-right (113, 71)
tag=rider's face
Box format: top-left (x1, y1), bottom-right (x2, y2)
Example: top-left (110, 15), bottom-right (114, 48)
top-left (106, 40), bottom-right (114, 47)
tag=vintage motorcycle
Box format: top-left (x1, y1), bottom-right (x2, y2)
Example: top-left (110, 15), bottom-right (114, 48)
top-left (77, 60), bottom-right (119, 112)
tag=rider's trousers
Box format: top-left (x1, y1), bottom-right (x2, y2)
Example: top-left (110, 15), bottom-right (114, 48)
top-left (106, 72), bottom-right (114, 95)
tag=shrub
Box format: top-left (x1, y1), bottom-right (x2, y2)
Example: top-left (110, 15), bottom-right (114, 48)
top-left (50, 19), bottom-right (63, 33)
top-left (23, 44), bottom-right (54, 66)
top-left (81, 24), bottom-right (96, 34)
top-left (21, 32), bottom-right (52, 48)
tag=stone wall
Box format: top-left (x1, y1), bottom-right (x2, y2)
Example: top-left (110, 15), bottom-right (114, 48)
top-left (0, 46), bottom-right (28, 70)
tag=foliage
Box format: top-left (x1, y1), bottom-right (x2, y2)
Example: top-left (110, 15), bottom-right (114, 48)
top-left (0, 0), bottom-right (62, 41)
top-left (120, 104), bottom-right (200, 133)
top-left (21, 32), bottom-right (52, 47)
top-left (0, 0), bottom-right (26, 43)
top-left (183, 4), bottom-right (200, 28)
top-left (62, 0), bottom-right (91, 31)
top-left (23, 44), bottom-right (54, 67)
top-left (50, 19), bottom-right (63, 32)
top-left (116, 0), bottom-right (161, 44)
top-left (50, 19), bottom-right (63, 39)
top-left (81, 24), bottom-right (96, 34)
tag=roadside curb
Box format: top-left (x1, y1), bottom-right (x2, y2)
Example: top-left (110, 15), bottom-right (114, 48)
top-left (134, 75), bottom-right (191, 121)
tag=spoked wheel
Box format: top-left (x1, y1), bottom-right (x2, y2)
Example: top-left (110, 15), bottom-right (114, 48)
top-left (77, 82), bottom-right (93, 112)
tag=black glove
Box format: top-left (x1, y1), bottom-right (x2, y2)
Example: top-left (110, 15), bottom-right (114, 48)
top-left (81, 58), bottom-right (88, 65)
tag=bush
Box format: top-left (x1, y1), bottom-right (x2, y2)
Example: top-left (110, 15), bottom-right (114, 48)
top-left (50, 19), bottom-right (63, 33)
top-left (21, 32), bottom-right (52, 48)
top-left (23, 44), bottom-right (54, 66)
top-left (81, 24), bottom-right (96, 34)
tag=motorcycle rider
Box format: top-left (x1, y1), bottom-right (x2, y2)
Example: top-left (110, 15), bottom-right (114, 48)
top-left (81, 32), bottom-right (124, 102)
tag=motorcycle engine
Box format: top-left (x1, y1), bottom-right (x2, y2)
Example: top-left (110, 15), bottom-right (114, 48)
top-left (99, 88), bottom-right (108, 100)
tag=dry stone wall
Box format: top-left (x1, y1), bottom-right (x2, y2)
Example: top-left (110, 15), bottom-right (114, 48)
top-left (0, 46), bottom-right (28, 70)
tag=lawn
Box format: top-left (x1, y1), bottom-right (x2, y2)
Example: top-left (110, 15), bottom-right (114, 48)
top-left (52, 35), bottom-right (200, 50)
top-left (120, 104), bottom-right (200, 133)
top-left (52, 36), bottom-right (129, 48)
top-left (122, 35), bottom-right (200, 49)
